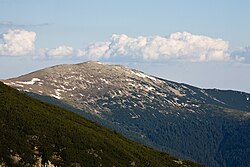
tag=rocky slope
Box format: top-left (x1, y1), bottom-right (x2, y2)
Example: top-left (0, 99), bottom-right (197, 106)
top-left (3, 61), bottom-right (250, 167)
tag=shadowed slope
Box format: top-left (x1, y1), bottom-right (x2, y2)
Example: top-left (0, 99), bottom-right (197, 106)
top-left (0, 82), bottom-right (203, 167)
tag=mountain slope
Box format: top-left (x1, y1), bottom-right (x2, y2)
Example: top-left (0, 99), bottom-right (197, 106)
top-left (3, 61), bottom-right (250, 167)
top-left (0, 82), bottom-right (203, 167)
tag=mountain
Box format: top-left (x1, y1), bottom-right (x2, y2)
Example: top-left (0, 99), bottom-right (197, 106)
top-left (0, 82), bottom-right (203, 167)
top-left (3, 61), bottom-right (250, 167)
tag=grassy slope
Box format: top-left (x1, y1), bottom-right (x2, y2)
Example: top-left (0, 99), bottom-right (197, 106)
top-left (0, 82), bottom-right (204, 167)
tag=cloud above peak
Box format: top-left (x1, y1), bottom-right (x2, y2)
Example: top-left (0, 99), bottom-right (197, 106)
top-left (1, 28), bottom-right (248, 64)
top-left (231, 46), bottom-right (250, 63)
top-left (0, 29), bottom-right (36, 56)
top-left (47, 46), bottom-right (74, 57)
top-left (0, 29), bottom-right (74, 58)
top-left (79, 32), bottom-right (230, 62)
top-left (33, 46), bottom-right (75, 60)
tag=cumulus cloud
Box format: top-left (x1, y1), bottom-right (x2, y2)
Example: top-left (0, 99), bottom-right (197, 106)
top-left (33, 46), bottom-right (75, 59)
top-left (231, 46), bottom-right (250, 63)
top-left (77, 42), bottom-right (110, 59)
top-left (1, 29), bottom-right (247, 64)
top-left (47, 46), bottom-right (74, 57)
top-left (79, 32), bottom-right (230, 62)
top-left (0, 29), bottom-right (74, 58)
top-left (0, 29), bottom-right (36, 56)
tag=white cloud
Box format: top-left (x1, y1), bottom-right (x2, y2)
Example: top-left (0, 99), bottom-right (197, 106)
top-left (79, 32), bottom-right (230, 62)
top-left (231, 46), bottom-right (250, 63)
top-left (1, 29), bottom-right (246, 64)
top-left (46, 46), bottom-right (74, 57)
top-left (0, 29), bottom-right (74, 59)
top-left (0, 29), bottom-right (36, 56)
top-left (33, 46), bottom-right (75, 60)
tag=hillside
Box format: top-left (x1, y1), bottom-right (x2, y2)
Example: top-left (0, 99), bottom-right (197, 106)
top-left (0, 82), bottom-right (203, 167)
top-left (3, 61), bottom-right (250, 167)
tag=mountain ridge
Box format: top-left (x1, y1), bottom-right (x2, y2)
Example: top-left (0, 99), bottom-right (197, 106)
top-left (3, 61), bottom-right (250, 167)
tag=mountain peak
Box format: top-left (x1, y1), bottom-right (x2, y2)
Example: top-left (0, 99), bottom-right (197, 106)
top-left (4, 61), bottom-right (250, 115)
top-left (3, 61), bottom-right (250, 167)
top-left (82, 60), bottom-right (103, 65)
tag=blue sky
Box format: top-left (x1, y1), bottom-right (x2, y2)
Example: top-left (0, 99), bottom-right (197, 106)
top-left (1, 0), bottom-right (250, 92)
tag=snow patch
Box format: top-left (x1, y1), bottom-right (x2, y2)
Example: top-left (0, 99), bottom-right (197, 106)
top-left (200, 90), bottom-right (209, 96)
top-left (152, 113), bottom-right (157, 118)
top-left (13, 83), bottom-right (24, 87)
top-left (3, 82), bottom-right (11, 86)
top-left (86, 80), bottom-right (94, 84)
top-left (126, 79), bottom-right (134, 82)
top-left (244, 112), bottom-right (250, 117)
top-left (100, 78), bottom-right (109, 84)
top-left (17, 78), bottom-right (41, 85)
top-left (156, 92), bottom-right (166, 97)
top-left (4, 82), bottom-right (24, 87)
top-left (213, 97), bottom-right (225, 104)
top-left (50, 89), bottom-right (63, 99)
top-left (56, 89), bottom-right (66, 93)
top-left (129, 112), bottom-right (141, 119)
top-left (96, 61), bottom-right (103, 64)
top-left (60, 85), bottom-right (72, 91)
top-left (191, 104), bottom-right (200, 107)
top-left (131, 115), bottom-right (140, 119)
top-left (173, 97), bottom-right (179, 101)
top-left (144, 85), bottom-right (155, 91)
top-left (64, 75), bottom-right (76, 80)
top-left (131, 70), bottom-right (157, 81)
top-left (93, 109), bottom-right (101, 114)
top-left (51, 94), bottom-right (61, 99)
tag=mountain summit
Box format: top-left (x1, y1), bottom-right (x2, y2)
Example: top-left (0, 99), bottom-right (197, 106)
top-left (4, 61), bottom-right (250, 167)
top-left (5, 61), bottom-right (250, 115)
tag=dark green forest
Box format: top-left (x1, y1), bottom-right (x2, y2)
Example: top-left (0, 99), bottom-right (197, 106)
top-left (26, 87), bottom-right (250, 167)
top-left (0, 82), bottom-right (203, 167)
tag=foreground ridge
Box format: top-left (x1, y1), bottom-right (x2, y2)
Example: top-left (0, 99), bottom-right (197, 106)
top-left (0, 82), bottom-right (203, 167)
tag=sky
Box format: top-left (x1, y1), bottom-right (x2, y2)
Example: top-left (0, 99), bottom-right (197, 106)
top-left (0, 0), bottom-right (250, 92)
